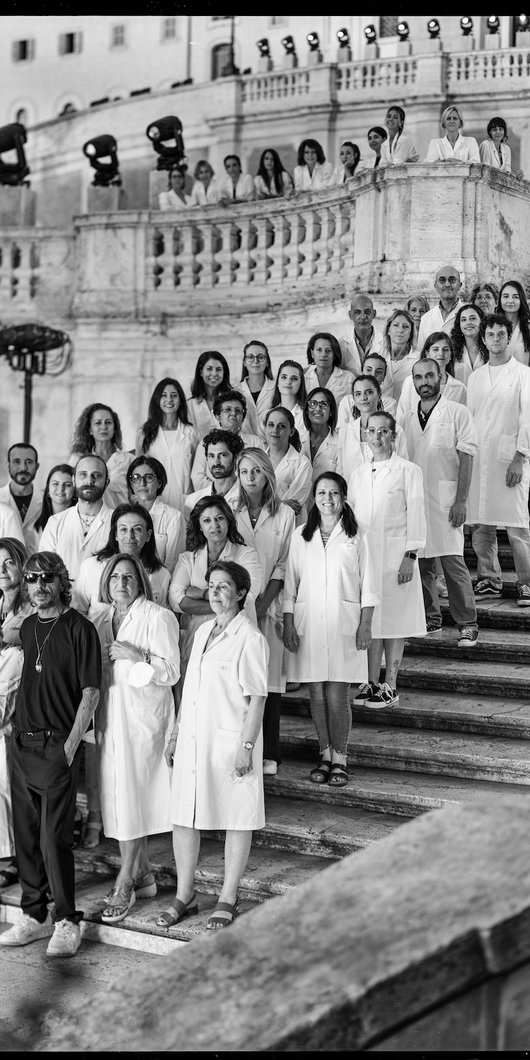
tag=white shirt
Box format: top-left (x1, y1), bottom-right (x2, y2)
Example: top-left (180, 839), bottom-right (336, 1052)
top-left (158, 189), bottom-right (193, 211)
top-left (380, 133), bottom-right (419, 166)
top-left (397, 374), bottom-right (467, 420)
top-left (0, 484), bottom-right (41, 554)
top-left (293, 161), bottom-right (334, 193)
top-left (425, 134), bottom-right (480, 164)
top-left (218, 172), bottom-right (256, 202)
top-left (479, 139), bottom-right (512, 173)
top-left (39, 503), bottom-right (114, 584)
top-left (189, 179), bottom-right (221, 206)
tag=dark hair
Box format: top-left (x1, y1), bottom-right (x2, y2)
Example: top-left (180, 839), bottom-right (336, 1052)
top-left (367, 126), bottom-right (388, 141)
top-left (471, 282), bottom-right (499, 307)
top-left (190, 351), bottom-right (231, 400)
top-left (306, 332), bottom-right (342, 369)
top-left (383, 309), bottom-right (415, 358)
top-left (127, 455), bottom-right (167, 496)
top-left (256, 148), bottom-right (293, 196)
top-left (420, 331), bottom-right (455, 361)
top-left (213, 388), bottom-right (247, 418)
top-left (271, 360), bottom-right (308, 410)
top-left (386, 104), bottom-right (406, 128)
top-left (351, 373), bottom-right (383, 420)
top-left (263, 405), bottom-right (302, 452)
top-left (0, 536), bottom-right (28, 615)
top-left (74, 453), bottom-right (108, 479)
top-left (339, 141), bottom-right (361, 174)
top-left (168, 165), bottom-right (186, 187)
top-left (70, 403), bottom-right (123, 455)
top-left (23, 551), bottom-right (72, 605)
top-left (451, 303), bottom-right (489, 365)
top-left (297, 138), bottom-right (326, 166)
top-left (497, 280), bottom-right (530, 352)
top-left (141, 377), bottom-right (191, 451)
top-left (33, 464), bottom-right (76, 533)
top-left (7, 442), bottom-right (38, 463)
top-left (224, 154), bottom-right (242, 169)
top-left (186, 494), bottom-right (245, 552)
top-left (362, 352), bottom-right (388, 378)
top-left (480, 312), bottom-right (513, 341)
top-left (303, 387), bottom-right (338, 434)
top-left (367, 410), bottom-right (397, 434)
top-left (99, 552), bottom-right (153, 605)
top-left (487, 116), bottom-right (508, 140)
top-left (202, 428), bottom-right (245, 458)
top-left (302, 472), bottom-right (357, 542)
top-left (96, 502), bottom-right (162, 573)
top-left (208, 559), bottom-right (250, 611)
top-left (241, 339), bottom-right (273, 381)
top-left (413, 357), bottom-right (441, 377)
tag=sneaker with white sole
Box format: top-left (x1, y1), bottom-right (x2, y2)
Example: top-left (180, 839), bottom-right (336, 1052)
top-left (262, 759), bottom-right (278, 775)
top-left (517, 584), bottom-right (530, 608)
top-left (46, 918), bottom-right (81, 958)
top-left (474, 579), bottom-right (502, 598)
top-left (458, 626), bottom-right (479, 648)
top-left (0, 911), bottom-right (54, 947)
top-left (353, 682), bottom-right (378, 706)
top-left (365, 683), bottom-right (399, 708)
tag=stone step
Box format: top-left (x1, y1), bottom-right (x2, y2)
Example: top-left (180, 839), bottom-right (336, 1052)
top-left (441, 597), bottom-right (530, 631)
top-left (399, 654), bottom-right (530, 699)
top-left (247, 795), bottom-right (404, 858)
top-left (278, 715), bottom-right (530, 784)
top-left (405, 627), bottom-right (530, 662)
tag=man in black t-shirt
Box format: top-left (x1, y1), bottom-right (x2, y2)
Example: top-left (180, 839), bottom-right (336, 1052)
top-left (0, 551), bottom-right (101, 958)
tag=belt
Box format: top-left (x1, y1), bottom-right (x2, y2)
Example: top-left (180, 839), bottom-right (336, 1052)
top-left (14, 729), bottom-right (64, 738)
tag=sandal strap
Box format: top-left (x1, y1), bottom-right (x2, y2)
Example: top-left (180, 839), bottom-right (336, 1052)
top-left (207, 901), bottom-right (238, 925)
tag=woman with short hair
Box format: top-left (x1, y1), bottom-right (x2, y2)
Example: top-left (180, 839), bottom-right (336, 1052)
top-left (381, 309), bottom-right (418, 401)
top-left (425, 105), bottom-right (480, 164)
top-left (304, 332), bottom-right (353, 405)
top-left (471, 282), bottom-right (498, 317)
top-left (70, 403), bottom-right (133, 509)
top-left (406, 294), bottom-right (430, 347)
top-left (136, 377), bottom-right (198, 513)
top-left (189, 160), bottom-right (220, 206)
top-left (479, 117), bottom-right (517, 174)
top-left (293, 138), bottom-right (334, 192)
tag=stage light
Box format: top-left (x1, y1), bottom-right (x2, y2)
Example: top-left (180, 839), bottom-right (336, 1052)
top-left (397, 21), bottom-right (410, 41)
top-left (306, 32), bottom-right (320, 51)
top-left (0, 123), bottom-right (30, 186)
top-left (427, 19), bottom-right (441, 38)
top-left (256, 38), bottom-right (270, 58)
top-left (486, 15), bottom-right (500, 33)
top-left (364, 25), bottom-right (377, 43)
top-left (146, 115), bottom-right (185, 171)
top-left (82, 134), bottom-right (121, 187)
top-left (337, 28), bottom-right (350, 47)
top-left (281, 35), bottom-right (296, 55)
top-left (516, 14), bottom-right (530, 30)
top-left (460, 16), bottom-right (473, 35)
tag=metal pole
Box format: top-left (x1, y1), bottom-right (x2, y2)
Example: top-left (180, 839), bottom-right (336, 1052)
top-left (23, 367), bottom-right (32, 443)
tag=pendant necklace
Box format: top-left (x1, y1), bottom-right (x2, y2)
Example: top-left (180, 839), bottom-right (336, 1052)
top-left (34, 612), bottom-right (63, 673)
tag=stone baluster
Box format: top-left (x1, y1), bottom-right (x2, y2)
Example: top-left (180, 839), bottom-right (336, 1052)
top-left (172, 222), bottom-right (197, 290)
top-left (232, 216), bottom-right (256, 285)
top-left (251, 216), bottom-right (273, 285)
top-left (284, 208), bottom-right (304, 281)
top-left (213, 219), bottom-right (238, 285)
top-left (267, 213), bottom-right (290, 284)
top-left (297, 207), bottom-right (319, 280)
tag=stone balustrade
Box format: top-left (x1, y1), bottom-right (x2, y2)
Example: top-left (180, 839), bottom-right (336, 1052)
top-left (0, 229), bottom-right (75, 321)
top-left (447, 46), bottom-right (530, 94)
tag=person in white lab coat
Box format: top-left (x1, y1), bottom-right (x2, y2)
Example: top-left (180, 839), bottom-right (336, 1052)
top-left (189, 160), bottom-right (221, 206)
top-left (126, 456), bottom-right (185, 573)
top-left (263, 406), bottom-right (312, 523)
top-left (397, 332), bottom-right (467, 419)
top-left (270, 360), bottom-right (309, 442)
top-left (32, 464), bottom-right (76, 541)
top-left (301, 388), bottom-right (340, 483)
top-left (450, 304), bottom-right (488, 386)
top-left (381, 308), bottom-right (418, 402)
top-left (304, 332), bottom-right (355, 408)
top-left (190, 390), bottom-right (265, 491)
top-left (337, 293), bottom-right (386, 378)
top-left (158, 166), bottom-right (193, 210)
top-left (163, 560), bottom-right (268, 931)
top-left (338, 374), bottom-right (408, 484)
top-left (417, 264), bottom-right (465, 353)
top-left (348, 412), bottom-right (426, 708)
top-left (406, 294), bottom-right (431, 348)
top-left (70, 403), bottom-right (133, 510)
top-left (379, 105), bottom-right (419, 166)
top-left (39, 455), bottom-right (113, 583)
top-left (231, 448), bottom-right (296, 775)
top-left (186, 350), bottom-right (231, 440)
top-left (293, 138), bottom-right (334, 193)
top-left (283, 471), bottom-right (376, 787)
top-left (401, 359), bottom-right (479, 645)
top-left (136, 377), bottom-right (198, 514)
top-left (479, 116), bottom-right (523, 177)
top-left (218, 155), bottom-right (256, 203)
top-left (425, 105), bottom-right (480, 164)
top-left (468, 314), bottom-right (530, 605)
top-left (184, 430), bottom-right (243, 517)
top-left (497, 280), bottom-right (530, 367)
top-left (362, 354), bottom-right (398, 415)
top-left (91, 554), bottom-right (180, 923)
top-left (238, 339), bottom-right (276, 438)
top-left (0, 443), bottom-right (43, 555)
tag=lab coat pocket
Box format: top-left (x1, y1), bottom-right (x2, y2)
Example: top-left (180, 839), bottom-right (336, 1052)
top-left (497, 434), bottom-right (517, 463)
top-left (293, 602), bottom-right (307, 637)
top-left (340, 600), bottom-right (361, 637)
top-left (212, 727), bottom-right (240, 772)
top-left (430, 424), bottom-right (454, 449)
top-left (438, 480), bottom-right (454, 511)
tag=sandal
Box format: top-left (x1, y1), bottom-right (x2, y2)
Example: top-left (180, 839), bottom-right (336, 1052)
top-left (103, 870), bottom-right (157, 904)
top-left (101, 882), bottom-right (136, 922)
top-left (81, 820), bottom-right (103, 849)
top-left (328, 763), bottom-right (349, 787)
top-left (156, 892), bottom-right (198, 928)
top-left (309, 758), bottom-right (332, 784)
top-left (0, 869), bottom-right (18, 889)
top-left (206, 900), bottom-right (239, 930)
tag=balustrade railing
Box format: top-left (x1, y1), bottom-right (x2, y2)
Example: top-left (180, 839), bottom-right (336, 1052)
top-left (241, 68), bottom-right (312, 105)
top-left (0, 230), bottom-right (75, 316)
top-left (447, 47), bottom-right (530, 93)
top-left (335, 56), bottom-right (418, 97)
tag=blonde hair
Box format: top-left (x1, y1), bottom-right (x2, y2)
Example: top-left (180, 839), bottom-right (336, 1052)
top-left (441, 105), bottom-right (464, 129)
top-left (235, 447), bottom-right (280, 516)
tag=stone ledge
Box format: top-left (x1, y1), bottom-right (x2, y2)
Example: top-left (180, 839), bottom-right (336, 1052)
top-left (42, 794), bottom-right (530, 1052)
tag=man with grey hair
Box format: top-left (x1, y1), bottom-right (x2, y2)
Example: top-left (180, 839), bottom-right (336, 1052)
top-left (417, 263), bottom-right (465, 351)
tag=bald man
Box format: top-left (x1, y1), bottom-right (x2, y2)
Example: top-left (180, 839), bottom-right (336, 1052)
top-left (417, 264), bottom-right (464, 352)
top-left (338, 293), bottom-right (385, 376)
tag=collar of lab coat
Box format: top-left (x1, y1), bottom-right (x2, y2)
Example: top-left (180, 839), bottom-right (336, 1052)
top-left (203, 610), bottom-right (248, 645)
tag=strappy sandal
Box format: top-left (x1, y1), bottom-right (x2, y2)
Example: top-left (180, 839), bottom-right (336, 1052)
top-left (206, 900), bottom-right (239, 930)
top-left (81, 820), bottom-right (103, 849)
top-left (101, 882), bottom-right (136, 922)
top-left (328, 763), bottom-right (349, 787)
top-left (156, 892), bottom-right (198, 928)
top-left (309, 758), bottom-right (332, 784)
top-left (104, 870), bottom-right (157, 904)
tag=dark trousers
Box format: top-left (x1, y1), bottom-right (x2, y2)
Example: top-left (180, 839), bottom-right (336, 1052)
top-left (263, 693), bottom-right (282, 764)
top-left (11, 731), bottom-right (82, 924)
top-left (419, 554), bottom-right (477, 629)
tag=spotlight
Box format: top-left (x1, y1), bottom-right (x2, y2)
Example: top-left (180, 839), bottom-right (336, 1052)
top-left (336, 28), bottom-right (350, 47)
top-left (486, 15), bottom-right (500, 33)
top-left (306, 31), bottom-right (320, 51)
top-left (516, 14), bottom-right (530, 30)
top-left (82, 134), bottom-right (121, 187)
top-left (427, 18), bottom-right (441, 38)
top-left (397, 21), bottom-right (410, 41)
top-left (460, 16), bottom-right (473, 35)
top-left (0, 122), bottom-right (30, 186)
top-left (281, 35), bottom-right (296, 55)
top-left (146, 115), bottom-right (185, 171)
top-left (256, 38), bottom-right (270, 58)
top-left (364, 25), bottom-right (377, 43)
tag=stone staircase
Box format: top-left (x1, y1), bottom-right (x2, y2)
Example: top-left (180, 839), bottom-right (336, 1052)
top-left (2, 533), bottom-right (530, 952)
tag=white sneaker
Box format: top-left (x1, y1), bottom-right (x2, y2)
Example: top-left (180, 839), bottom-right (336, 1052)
top-left (0, 911), bottom-right (54, 947)
top-left (46, 918), bottom-right (81, 958)
top-left (262, 759), bottom-right (278, 775)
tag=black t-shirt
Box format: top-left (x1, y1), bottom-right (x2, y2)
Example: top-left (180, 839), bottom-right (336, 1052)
top-left (15, 609), bottom-right (102, 734)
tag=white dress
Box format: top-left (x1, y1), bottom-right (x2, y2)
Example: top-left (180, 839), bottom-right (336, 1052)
top-left (92, 597), bottom-right (180, 841)
top-left (73, 555), bottom-right (171, 613)
top-left (283, 523), bottom-right (378, 683)
top-left (169, 612), bottom-right (269, 830)
top-left (347, 452), bottom-right (427, 638)
top-left (144, 424), bottom-right (198, 513)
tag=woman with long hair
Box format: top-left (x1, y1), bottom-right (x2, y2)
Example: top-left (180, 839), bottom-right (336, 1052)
top-left (70, 403), bottom-right (133, 508)
top-left (479, 116), bottom-right (513, 173)
top-left (158, 166), bottom-right (193, 210)
top-left (405, 294), bottom-right (430, 346)
top-left (333, 141), bottom-right (361, 183)
top-left (304, 332), bottom-right (353, 405)
top-left (293, 138), bottom-right (334, 192)
top-left (301, 387), bottom-right (340, 482)
top-left (366, 125), bottom-right (387, 169)
top-left (362, 353), bottom-right (397, 416)
top-left (263, 406), bottom-right (312, 522)
top-left (254, 148), bottom-right (294, 199)
top-left (189, 159), bottom-right (220, 206)
top-left (397, 333), bottom-right (467, 418)
top-left (450, 304), bottom-right (488, 384)
top-left (497, 280), bottom-right (530, 366)
top-left (270, 359), bottom-right (308, 440)
top-left (283, 472), bottom-right (376, 786)
top-left (238, 339), bottom-right (276, 438)
top-left (136, 377), bottom-right (197, 512)
top-left (33, 464), bottom-right (75, 536)
top-left (187, 351), bottom-right (231, 439)
top-left (381, 308), bottom-right (417, 401)
top-left (380, 105), bottom-right (419, 166)
top-left (337, 374), bottom-right (408, 485)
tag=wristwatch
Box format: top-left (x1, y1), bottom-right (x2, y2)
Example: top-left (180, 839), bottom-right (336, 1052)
top-left (143, 649), bottom-right (152, 664)
top-left (405, 551), bottom-right (417, 560)
top-left (243, 741), bottom-right (254, 750)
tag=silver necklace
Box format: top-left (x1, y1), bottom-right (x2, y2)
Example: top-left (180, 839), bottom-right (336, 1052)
top-left (34, 612), bottom-right (63, 673)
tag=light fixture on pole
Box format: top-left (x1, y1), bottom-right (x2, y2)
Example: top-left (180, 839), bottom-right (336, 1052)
top-left (396, 20), bottom-right (412, 56)
top-left (485, 14), bottom-right (501, 50)
top-left (515, 13), bottom-right (530, 44)
top-left (82, 134), bottom-right (121, 187)
top-left (424, 17), bottom-right (442, 52)
top-left (0, 323), bottom-right (72, 444)
top-left (427, 18), bottom-right (440, 38)
top-left (146, 116), bottom-right (186, 171)
top-left (281, 35), bottom-right (298, 69)
top-left (363, 24), bottom-right (379, 59)
top-left (256, 38), bottom-right (272, 72)
top-left (0, 123), bottom-right (30, 186)
top-left (336, 27), bottom-right (352, 61)
top-left (460, 16), bottom-right (474, 35)
top-left (306, 31), bottom-right (322, 64)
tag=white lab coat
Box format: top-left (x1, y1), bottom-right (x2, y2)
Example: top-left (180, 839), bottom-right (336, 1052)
top-left (186, 397), bottom-right (218, 439)
top-left (73, 555), bottom-right (171, 613)
top-left (238, 377), bottom-right (276, 439)
top-left (397, 374), bottom-right (467, 419)
top-left (401, 397), bottom-right (479, 557)
top-left (233, 502), bottom-right (295, 693)
top-left (293, 161), bottom-right (334, 192)
top-left (267, 445), bottom-right (313, 524)
top-left (144, 424), bottom-right (198, 513)
top-left (69, 450), bottom-right (133, 511)
top-left (0, 603), bottom-right (31, 858)
top-left (0, 484), bottom-right (41, 554)
top-left (417, 301), bottom-right (464, 353)
top-left (218, 172), bottom-right (256, 202)
top-left (169, 611), bottom-right (268, 830)
top-left (148, 498), bottom-right (185, 572)
top-left (304, 364), bottom-right (355, 407)
top-left (453, 348), bottom-right (488, 386)
top-left (425, 134), bottom-right (480, 164)
top-left (347, 452), bottom-right (427, 638)
top-left (337, 393), bottom-right (396, 430)
top-left (39, 503), bottom-right (113, 584)
top-left (338, 327), bottom-right (385, 377)
top-left (191, 431), bottom-right (265, 491)
top-left (380, 133), bottom-right (419, 166)
top-left (184, 481), bottom-right (239, 519)
top-left (506, 323), bottom-right (530, 368)
top-left (92, 597), bottom-right (180, 841)
top-left (388, 350), bottom-right (419, 402)
top-left (301, 430), bottom-right (340, 483)
top-left (283, 522), bottom-right (378, 683)
top-left (158, 189), bottom-right (193, 210)
top-left (467, 359), bottom-right (530, 527)
top-left (479, 139), bottom-right (512, 173)
top-left (337, 417), bottom-right (408, 485)
top-left (189, 179), bottom-right (221, 206)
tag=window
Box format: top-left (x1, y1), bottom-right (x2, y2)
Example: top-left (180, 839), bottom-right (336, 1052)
top-left (380, 17), bottom-right (400, 37)
top-left (58, 32), bottom-right (83, 55)
top-left (161, 17), bottom-right (178, 40)
top-left (12, 39), bottom-right (35, 62)
top-left (110, 24), bottom-right (126, 49)
top-left (211, 42), bottom-right (232, 79)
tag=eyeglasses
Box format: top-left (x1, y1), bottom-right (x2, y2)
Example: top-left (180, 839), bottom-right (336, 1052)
top-left (24, 572), bottom-right (57, 584)
top-left (436, 276), bottom-right (460, 285)
top-left (308, 400), bottom-right (330, 410)
top-left (245, 354), bottom-right (267, 362)
top-left (366, 427), bottom-right (392, 437)
top-left (130, 473), bottom-right (157, 485)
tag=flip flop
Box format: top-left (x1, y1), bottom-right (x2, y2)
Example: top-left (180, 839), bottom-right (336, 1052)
top-left (206, 901), bottom-right (239, 930)
top-left (156, 892), bottom-right (198, 928)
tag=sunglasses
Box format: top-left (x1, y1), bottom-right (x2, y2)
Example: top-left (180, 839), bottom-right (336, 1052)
top-left (24, 572), bottom-right (57, 584)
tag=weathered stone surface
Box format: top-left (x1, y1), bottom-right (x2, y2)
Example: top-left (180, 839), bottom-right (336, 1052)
top-left (41, 795), bottom-right (530, 1052)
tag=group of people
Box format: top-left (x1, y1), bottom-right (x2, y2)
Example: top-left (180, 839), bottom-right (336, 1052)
top-left (158, 107), bottom-right (523, 210)
top-left (1, 259), bottom-right (530, 957)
